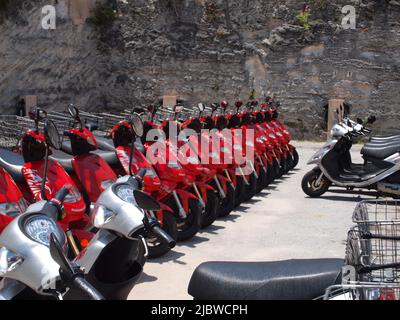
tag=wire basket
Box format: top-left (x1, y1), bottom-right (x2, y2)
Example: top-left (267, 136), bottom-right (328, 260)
top-left (322, 282), bottom-right (400, 300)
top-left (346, 226), bottom-right (400, 283)
top-left (0, 116), bottom-right (40, 149)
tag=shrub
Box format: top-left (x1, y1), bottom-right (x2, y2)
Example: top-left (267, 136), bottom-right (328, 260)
top-left (87, 1), bottom-right (116, 29)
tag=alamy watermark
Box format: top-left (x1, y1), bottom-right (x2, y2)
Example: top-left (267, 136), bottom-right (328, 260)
top-left (40, 4), bottom-right (357, 31)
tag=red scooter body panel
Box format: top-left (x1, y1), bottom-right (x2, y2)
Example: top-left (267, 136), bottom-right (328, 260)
top-left (115, 146), bottom-right (161, 193)
top-left (71, 153), bottom-right (117, 202)
top-left (0, 167), bottom-right (26, 232)
top-left (22, 159), bottom-right (86, 227)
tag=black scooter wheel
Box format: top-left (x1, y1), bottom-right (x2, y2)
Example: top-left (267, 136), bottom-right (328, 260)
top-left (147, 212), bottom-right (178, 259)
top-left (292, 149), bottom-right (299, 169)
top-left (219, 183), bottom-right (235, 217)
top-left (243, 172), bottom-right (258, 202)
top-left (256, 167), bottom-right (268, 193)
top-left (176, 199), bottom-right (202, 241)
top-left (301, 169), bottom-right (330, 198)
top-left (201, 190), bottom-right (219, 228)
top-left (265, 165), bottom-right (275, 186)
top-left (234, 176), bottom-right (246, 207)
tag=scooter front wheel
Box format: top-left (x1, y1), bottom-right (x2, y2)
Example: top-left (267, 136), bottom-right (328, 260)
top-left (201, 190), bottom-right (219, 228)
top-left (219, 183), bottom-right (235, 217)
top-left (171, 198), bottom-right (202, 241)
top-left (292, 149), bottom-right (299, 169)
top-left (301, 169), bottom-right (331, 198)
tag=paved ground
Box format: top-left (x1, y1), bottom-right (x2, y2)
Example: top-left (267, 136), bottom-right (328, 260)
top-left (129, 141), bottom-right (378, 300)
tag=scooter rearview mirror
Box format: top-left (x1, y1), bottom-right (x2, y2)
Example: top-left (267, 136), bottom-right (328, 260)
top-left (133, 189), bottom-right (161, 211)
top-left (197, 103), bottom-right (205, 112)
top-left (174, 105), bottom-right (184, 114)
top-left (44, 119), bottom-right (62, 150)
top-left (130, 113), bottom-right (144, 138)
top-left (49, 233), bottom-right (74, 275)
top-left (357, 118), bottom-right (363, 125)
top-left (67, 104), bottom-right (79, 118)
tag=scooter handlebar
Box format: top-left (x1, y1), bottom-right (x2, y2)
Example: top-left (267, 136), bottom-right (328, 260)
top-left (152, 225), bottom-right (176, 249)
top-left (55, 187), bottom-right (70, 203)
top-left (72, 276), bottom-right (105, 300)
top-left (137, 168), bottom-right (147, 178)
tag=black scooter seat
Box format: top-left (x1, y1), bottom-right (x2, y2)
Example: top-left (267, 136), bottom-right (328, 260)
top-left (188, 259), bottom-right (343, 300)
top-left (0, 148), bottom-right (25, 183)
top-left (92, 150), bottom-right (119, 167)
top-left (370, 135), bottom-right (400, 142)
top-left (361, 144), bottom-right (400, 160)
top-left (50, 149), bottom-right (75, 174)
top-left (51, 148), bottom-right (119, 172)
top-left (94, 136), bottom-right (116, 152)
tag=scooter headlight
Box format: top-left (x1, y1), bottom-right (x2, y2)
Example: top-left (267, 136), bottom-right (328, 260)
top-left (0, 247), bottom-right (24, 276)
top-left (92, 204), bottom-right (117, 228)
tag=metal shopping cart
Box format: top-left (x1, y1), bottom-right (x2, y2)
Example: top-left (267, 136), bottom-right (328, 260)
top-left (323, 282), bottom-right (400, 300)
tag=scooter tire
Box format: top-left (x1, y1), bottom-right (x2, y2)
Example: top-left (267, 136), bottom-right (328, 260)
top-left (176, 199), bottom-right (202, 241)
top-left (243, 172), bottom-right (258, 202)
top-left (201, 190), bottom-right (219, 228)
top-left (234, 176), bottom-right (246, 207)
top-left (256, 167), bottom-right (269, 193)
top-left (301, 169), bottom-right (330, 198)
top-left (219, 183), bottom-right (235, 217)
top-left (292, 149), bottom-right (299, 169)
top-left (148, 212), bottom-right (178, 259)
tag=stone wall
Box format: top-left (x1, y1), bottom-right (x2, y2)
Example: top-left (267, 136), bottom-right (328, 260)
top-left (0, 0), bottom-right (399, 139)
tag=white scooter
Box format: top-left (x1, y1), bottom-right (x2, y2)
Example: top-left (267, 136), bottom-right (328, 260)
top-left (0, 117), bottom-right (175, 300)
top-left (302, 114), bottom-right (400, 198)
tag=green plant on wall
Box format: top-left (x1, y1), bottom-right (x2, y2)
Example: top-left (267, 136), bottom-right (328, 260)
top-left (296, 11), bottom-right (310, 31)
top-left (296, 5), bottom-right (311, 31)
top-left (87, 1), bottom-right (116, 29)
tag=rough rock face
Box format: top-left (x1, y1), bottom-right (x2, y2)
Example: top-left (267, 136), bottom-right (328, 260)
top-left (0, 0), bottom-right (399, 139)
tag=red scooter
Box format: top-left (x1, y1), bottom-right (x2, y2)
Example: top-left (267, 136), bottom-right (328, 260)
top-left (50, 105), bottom-right (177, 257)
top-left (141, 107), bottom-right (202, 241)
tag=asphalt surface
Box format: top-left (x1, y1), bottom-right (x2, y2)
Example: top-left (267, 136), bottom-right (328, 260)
top-left (129, 141), bottom-right (377, 300)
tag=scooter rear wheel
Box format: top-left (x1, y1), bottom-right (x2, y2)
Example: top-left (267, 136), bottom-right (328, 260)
top-left (201, 190), bottom-right (219, 228)
top-left (147, 212), bottom-right (178, 259)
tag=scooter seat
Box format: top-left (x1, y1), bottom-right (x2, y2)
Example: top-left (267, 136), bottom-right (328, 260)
top-left (188, 259), bottom-right (343, 300)
top-left (361, 144), bottom-right (400, 160)
top-left (50, 149), bottom-right (75, 174)
top-left (61, 140), bottom-right (73, 155)
top-left (370, 135), bottom-right (400, 142)
top-left (92, 150), bottom-right (119, 168)
top-left (0, 148), bottom-right (25, 183)
top-left (94, 136), bottom-right (116, 152)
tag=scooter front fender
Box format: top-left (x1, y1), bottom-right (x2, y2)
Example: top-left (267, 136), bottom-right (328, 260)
top-left (175, 189), bottom-right (198, 213)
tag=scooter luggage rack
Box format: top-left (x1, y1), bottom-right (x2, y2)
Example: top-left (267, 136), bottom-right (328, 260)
top-left (345, 227), bottom-right (400, 283)
top-left (321, 282), bottom-right (400, 300)
top-left (0, 116), bottom-right (40, 149)
top-left (94, 113), bottom-right (126, 134)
